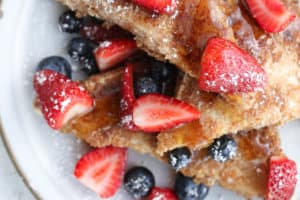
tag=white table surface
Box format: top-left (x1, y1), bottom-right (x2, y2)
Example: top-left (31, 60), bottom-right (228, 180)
top-left (0, 135), bottom-right (35, 200)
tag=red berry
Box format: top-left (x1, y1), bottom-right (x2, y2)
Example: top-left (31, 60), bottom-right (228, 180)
top-left (149, 187), bottom-right (178, 200)
top-left (266, 156), bottom-right (298, 200)
top-left (199, 37), bottom-right (267, 93)
top-left (133, 0), bottom-right (176, 14)
top-left (74, 146), bottom-right (128, 198)
top-left (133, 94), bottom-right (200, 132)
top-left (246, 0), bottom-right (295, 33)
top-left (94, 39), bottom-right (137, 71)
top-left (33, 69), bottom-right (94, 130)
top-left (120, 64), bottom-right (140, 131)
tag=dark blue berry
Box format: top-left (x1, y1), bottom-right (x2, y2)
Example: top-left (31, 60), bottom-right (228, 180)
top-left (134, 76), bottom-right (161, 97)
top-left (168, 147), bottom-right (192, 171)
top-left (81, 56), bottom-right (99, 75)
top-left (150, 61), bottom-right (177, 81)
top-left (67, 37), bottom-right (95, 62)
top-left (150, 61), bottom-right (178, 96)
top-left (208, 135), bottom-right (237, 163)
top-left (36, 56), bottom-right (72, 78)
top-left (124, 166), bottom-right (155, 199)
top-left (59, 10), bottom-right (82, 33)
top-left (175, 173), bottom-right (209, 200)
top-left (82, 16), bottom-right (104, 26)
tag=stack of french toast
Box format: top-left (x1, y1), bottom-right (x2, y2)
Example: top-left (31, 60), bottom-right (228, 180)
top-left (33, 0), bottom-right (299, 199)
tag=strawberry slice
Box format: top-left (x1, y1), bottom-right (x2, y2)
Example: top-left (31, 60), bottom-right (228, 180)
top-left (199, 37), bottom-right (267, 93)
top-left (94, 39), bottom-right (137, 71)
top-left (74, 146), bottom-right (128, 198)
top-left (132, 0), bottom-right (176, 14)
top-left (246, 0), bottom-right (295, 33)
top-left (33, 69), bottom-right (94, 130)
top-left (133, 94), bottom-right (201, 132)
top-left (149, 187), bottom-right (178, 200)
top-left (266, 156), bottom-right (298, 200)
top-left (120, 64), bottom-right (140, 131)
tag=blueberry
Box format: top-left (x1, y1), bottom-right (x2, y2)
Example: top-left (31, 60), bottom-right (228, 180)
top-left (208, 135), bottom-right (237, 162)
top-left (36, 56), bottom-right (72, 78)
top-left (175, 173), bottom-right (209, 200)
top-left (150, 60), bottom-right (177, 81)
top-left (168, 147), bottom-right (192, 171)
top-left (59, 10), bottom-right (82, 33)
top-left (81, 56), bottom-right (99, 75)
top-left (124, 166), bottom-right (155, 199)
top-left (67, 37), bottom-right (95, 62)
top-left (150, 61), bottom-right (178, 96)
top-left (82, 16), bottom-right (104, 26)
top-left (134, 76), bottom-right (161, 97)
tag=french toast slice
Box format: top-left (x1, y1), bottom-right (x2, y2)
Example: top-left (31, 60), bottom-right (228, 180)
top-left (181, 127), bottom-right (282, 198)
top-left (57, 0), bottom-right (299, 77)
top-left (156, 69), bottom-right (300, 153)
top-left (58, 0), bottom-right (300, 154)
top-left (61, 67), bottom-right (159, 155)
top-left (59, 67), bottom-right (282, 198)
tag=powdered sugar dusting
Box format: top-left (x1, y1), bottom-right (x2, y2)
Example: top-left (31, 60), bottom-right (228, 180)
top-left (120, 95), bottom-right (137, 129)
top-left (268, 158), bottom-right (297, 199)
top-left (36, 71), bottom-right (47, 85)
top-left (121, 114), bottom-right (133, 126)
top-left (100, 40), bottom-right (112, 48)
top-left (209, 138), bottom-right (237, 163)
top-left (202, 69), bottom-right (266, 93)
top-left (200, 37), bottom-right (267, 93)
top-left (35, 70), bottom-right (93, 129)
top-left (60, 98), bottom-right (71, 112)
top-left (152, 193), bottom-right (164, 200)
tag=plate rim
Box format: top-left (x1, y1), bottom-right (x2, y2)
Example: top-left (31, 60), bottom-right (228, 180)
top-left (0, 119), bottom-right (41, 200)
top-left (0, 0), bottom-right (41, 198)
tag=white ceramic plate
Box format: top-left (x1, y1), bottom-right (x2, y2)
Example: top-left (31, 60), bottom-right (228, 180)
top-left (0, 0), bottom-right (299, 199)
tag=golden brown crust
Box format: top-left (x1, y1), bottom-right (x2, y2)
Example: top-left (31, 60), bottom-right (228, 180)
top-left (57, 68), bottom-right (281, 198)
top-left (181, 127), bottom-right (282, 198)
top-left (57, 0), bottom-right (300, 77)
top-left (60, 67), bottom-right (159, 155)
top-left (157, 63), bottom-right (300, 153)
top-left (85, 126), bottom-right (158, 155)
top-left (51, 1), bottom-right (294, 196)
top-left (57, 0), bottom-right (186, 73)
top-left (57, 0), bottom-right (300, 155)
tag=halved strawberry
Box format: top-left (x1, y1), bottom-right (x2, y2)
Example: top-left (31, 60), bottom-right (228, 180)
top-left (199, 37), bottom-right (267, 93)
top-left (94, 39), bottom-right (137, 71)
top-left (120, 64), bottom-right (140, 131)
top-left (74, 146), bottom-right (128, 198)
top-left (133, 94), bottom-right (200, 132)
top-left (132, 0), bottom-right (176, 14)
top-left (33, 69), bottom-right (94, 130)
top-left (266, 156), bottom-right (297, 200)
top-left (149, 187), bottom-right (178, 200)
top-left (246, 0), bottom-right (295, 33)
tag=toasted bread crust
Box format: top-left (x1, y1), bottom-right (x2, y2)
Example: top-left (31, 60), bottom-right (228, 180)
top-left (157, 60), bottom-right (300, 153)
top-left (58, 0), bottom-right (300, 155)
top-left (51, 1), bottom-right (294, 196)
top-left (57, 0), bottom-right (300, 77)
top-left (181, 127), bottom-right (282, 198)
top-left (61, 67), bottom-right (159, 155)
top-left (57, 67), bottom-right (281, 198)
